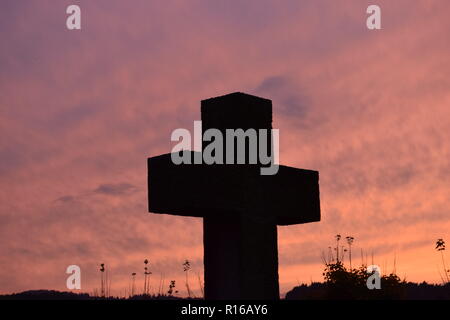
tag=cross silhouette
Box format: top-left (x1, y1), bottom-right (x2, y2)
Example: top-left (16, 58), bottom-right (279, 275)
top-left (148, 92), bottom-right (320, 299)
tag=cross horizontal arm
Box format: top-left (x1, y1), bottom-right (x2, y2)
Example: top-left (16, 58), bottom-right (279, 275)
top-left (148, 152), bottom-right (320, 225)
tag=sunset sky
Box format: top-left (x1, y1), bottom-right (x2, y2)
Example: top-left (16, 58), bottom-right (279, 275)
top-left (1, 0), bottom-right (449, 297)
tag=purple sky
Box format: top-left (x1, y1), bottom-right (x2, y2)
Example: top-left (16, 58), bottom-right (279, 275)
top-left (1, 0), bottom-right (450, 297)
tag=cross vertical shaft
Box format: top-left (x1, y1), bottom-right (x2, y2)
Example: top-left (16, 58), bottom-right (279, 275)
top-left (201, 93), bottom-right (278, 299)
top-left (204, 214), bottom-right (279, 299)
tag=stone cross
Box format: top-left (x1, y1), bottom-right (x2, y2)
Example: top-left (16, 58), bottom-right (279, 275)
top-left (148, 92), bottom-right (320, 299)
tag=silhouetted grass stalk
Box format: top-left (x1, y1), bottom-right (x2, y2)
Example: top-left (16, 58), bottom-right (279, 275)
top-left (143, 259), bottom-right (152, 295)
top-left (346, 236), bottom-right (354, 270)
top-left (183, 260), bottom-right (192, 298)
top-left (436, 239), bottom-right (449, 283)
top-left (130, 273), bottom-right (136, 297)
top-left (100, 263), bottom-right (105, 297)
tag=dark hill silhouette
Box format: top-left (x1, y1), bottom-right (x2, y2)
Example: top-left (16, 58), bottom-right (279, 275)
top-left (0, 290), bottom-right (91, 300)
top-left (0, 290), bottom-right (193, 300)
top-left (2, 282), bottom-right (450, 300)
top-left (285, 282), bottom-right (450, 300)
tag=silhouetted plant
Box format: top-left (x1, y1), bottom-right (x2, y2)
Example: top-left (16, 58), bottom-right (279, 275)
top-left (168, 280), bottom-right (178, 296)
top-left (435, 238), bottom-right (449, 283)
top-left (183, 260), bottom-right (192, 298)
top-left (342, 246), bottom-right (347, 263)
top-left (130, 273), bottom-right (136, 297)
top-left (346, 236), bottom-right (355, 269)
top-left (143, 259), bottom-right (152, 295)
top-left (99, 263), bottom-right (105, 297)
top-left (323, 261), bottom-right (405, 299)
top-left (335, 234), bottom-right (341, 262)
top-left (322, 235), bottom-right (405, 299)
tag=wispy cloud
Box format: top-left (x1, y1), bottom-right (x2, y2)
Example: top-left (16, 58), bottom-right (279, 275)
top-left (93, 183), bottom-right (138, 196)
top-left (1, 0), bottom-right (449, 296)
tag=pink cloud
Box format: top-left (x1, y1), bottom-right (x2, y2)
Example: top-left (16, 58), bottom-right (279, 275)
top-left (1, 0), bottom-right (450, 297)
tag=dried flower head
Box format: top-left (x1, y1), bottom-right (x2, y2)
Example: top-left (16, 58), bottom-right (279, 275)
top-left (436, 238), bottom-right (446, 251)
